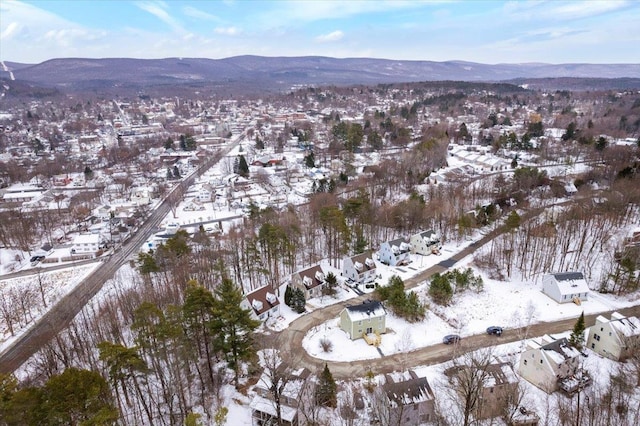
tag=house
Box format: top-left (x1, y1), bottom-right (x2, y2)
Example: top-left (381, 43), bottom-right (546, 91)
top-left (339, 300), bottom-right (386, 340)
top-left (542, 272), bottom-right (589, 304)
top-left (379, 370), bottom-right (436, 426)
top-left (378, 237), bottom-right (411, 266)
top-left (586, 311), bottom-right (640, 360)
top-left (71, 233), bottom-right (102, 256)
top-left (241, 285), bottom-right (281, 322)
top-left (517, 335), bottom-right (588, 394)
top-left (410, 230), bottom-right (442, 256)
top-left (290, 264), bottom-right (327, 300)
top-left (342, 251), bottom-right (377, 287)
top-left (446, 361), bottom-right (520, 421)
top-left (250, 366), bottom-right (311, 426)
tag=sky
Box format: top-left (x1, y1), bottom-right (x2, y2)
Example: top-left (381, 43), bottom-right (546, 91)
top-left (1, 0), bottom-right (639, 65)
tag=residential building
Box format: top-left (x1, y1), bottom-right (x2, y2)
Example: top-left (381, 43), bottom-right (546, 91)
top-left (250, 366), bottom-right (311, 426)
top-left (71, 233), bottom-right (102, 256)
top-left (342, 251), bottom-right (377, 287)
top-left (446, 361), bottom-right (520, 421)
top-left (542, 272), bottom-right (589, 304)
top-left (587, 311), bottom-right (640, 360)
top-left (241, 285), bottom-right (281, 322)
top-left (379, 370), bottom-right (436, 425)
top-left (290, 264), bottom-right (327, 300)
top-left (517, 336), bottom-right (588, 394)
top-left (409, 230), bottom-right (441, 256)
top-left (339, 300), bottom-right (386, 340)
top-left (378, 237), bottom-right (411, 266)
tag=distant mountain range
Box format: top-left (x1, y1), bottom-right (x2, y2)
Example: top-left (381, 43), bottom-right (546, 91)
top-left (2, 56), bottom-right (640, 93)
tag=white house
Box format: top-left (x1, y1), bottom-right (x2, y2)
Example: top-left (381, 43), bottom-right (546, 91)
top-left (241, 285), bottom-right (281, 322)
top-left (587, 312), bottom-right (640, 360)
top-left (290, 264), bottom-right (327, 300)
top-left (409, 230), bottom-right (441, 256)
top-left (342, 251), bottom-right (377, 287)
top-left (378, 237), bottom-right (411, 266)
top-left (339, 300), bottom-right (386, 340)
top-left (71, 233), bottom-right (102, 256)
top-left (542, 272), bottom-right (589, 304)
top-left (517, 335), bottom-right (586, 394)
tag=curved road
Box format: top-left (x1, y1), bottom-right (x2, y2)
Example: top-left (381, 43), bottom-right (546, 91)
top-left (277, 199), bottom-right (640, 379)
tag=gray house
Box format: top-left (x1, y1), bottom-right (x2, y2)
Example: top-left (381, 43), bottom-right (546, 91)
top-left (409, 230), bottom-right (441, 256)
top-left (379, 370), bottom-right (436, 426)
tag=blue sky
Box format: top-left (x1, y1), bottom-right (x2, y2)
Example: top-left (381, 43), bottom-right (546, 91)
top-left (1, 0), bottom-right (639, 64)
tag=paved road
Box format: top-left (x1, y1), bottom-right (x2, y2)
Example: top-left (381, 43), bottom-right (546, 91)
top-left (0, 134), bottom-right (246, 374)
top-left (276, 199), bottom-right (635, 379)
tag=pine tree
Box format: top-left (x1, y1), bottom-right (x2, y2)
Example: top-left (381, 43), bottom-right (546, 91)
top-left (315, 364), bottom-right (337, 407)
top-left (211, 278), bottom-right (261, 385)
top-left (290, 288), bottom-right (306, 313)
top-left (284, 285), bottom-right (293, 306)
top-left (237, 155), bottom-right (249, 177)
top-left (569, 311), bottom-right (586, 350)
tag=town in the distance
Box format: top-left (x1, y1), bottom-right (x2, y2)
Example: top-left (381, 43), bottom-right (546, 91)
top-left (1, 60), bottom-right (640, 426)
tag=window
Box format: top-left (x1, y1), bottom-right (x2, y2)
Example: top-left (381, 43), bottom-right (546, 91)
top-left (601, 327), bottom-right (604, 331)
top-left (358, 321), bottom-right (362, 325)
top-left (358, 329), bottom-right (362, 334)
top-left (540, 360), bottom-right (543, 364)
top-left (591, 343), bottom-right (595, 349)
top-left (524, 360), bottom-right (527, 365)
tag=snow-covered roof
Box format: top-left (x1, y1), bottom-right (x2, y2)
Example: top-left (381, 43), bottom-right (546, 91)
top-left (549, 272), bottom-right (589, 295)
top-left (72, 233), bottom-right (101, 244)
top-left (608, 312), bottom-right (640, 338)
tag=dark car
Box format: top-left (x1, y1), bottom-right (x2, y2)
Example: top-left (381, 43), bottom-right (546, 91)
top-left (486, 326), bottom-right (503, 336)
top-left (443, 334), bottom-right (460, 344)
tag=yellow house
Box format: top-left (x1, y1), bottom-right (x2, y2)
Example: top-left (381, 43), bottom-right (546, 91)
top-left (339, 300), bottom-right (386, 340)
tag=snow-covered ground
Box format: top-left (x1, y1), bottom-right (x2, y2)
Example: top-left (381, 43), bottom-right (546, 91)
top-left (0, 263), bottom-right (99, 352)
top-left (301, 248), bottom-right (638, 363)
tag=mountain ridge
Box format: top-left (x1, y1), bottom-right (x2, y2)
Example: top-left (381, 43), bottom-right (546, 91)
top-left (2, 56), bottom-right (640, 93)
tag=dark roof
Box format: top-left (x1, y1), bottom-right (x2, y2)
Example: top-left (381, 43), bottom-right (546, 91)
top-left (346, 299), bottom-right (383, 314)
top-left (552, 272), bottom-right (584, 281)
top-left (245, 285), bottom-right (280, 315)
top-left (350, 251), bottom-right (376, 270)
top-left (297, 264), bottom-right (325, 289)
top-left (383, 370), bottom-right (434, 405)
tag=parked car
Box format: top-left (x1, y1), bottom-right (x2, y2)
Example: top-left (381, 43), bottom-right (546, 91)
top-left (486, 326), bottom-right (503, 336)
top-left (443, 334), bottom-right (460, 345)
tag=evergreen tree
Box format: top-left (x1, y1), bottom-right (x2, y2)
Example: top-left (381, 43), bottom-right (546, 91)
top-left (569, 311), bottom-right (586, 350)
top-left (237, 155), bottom-right (249, 177)
top-left (211, 278), bottom-right (261, 385)
top-left (290, 288), bottom-right (306, 313)
top-left (183, 281), bottom-right (217, 383)
top-left (284, 285), bottom-right (293, 306)
top-left (41, 367), bottom-right (118, 425)
top-left (315, 364), bottom-right (337, 407)
top-left (172, 165), bottom-right (181, 179)
top-left (429, 273), bottom-right (454, 305)
top-left (304, 151), bottom-right (315, 168)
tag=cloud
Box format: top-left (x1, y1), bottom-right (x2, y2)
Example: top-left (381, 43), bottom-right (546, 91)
top-left (136, 1), bottom-right (186, 34)
top-left (182, 5), bottom-right (222, 22)
top-left (255, 0), bottom-right (431, 28)
top-left (0, 21), bottom-right (20, 40)
top-left (503, 0), bottom-right (630, 21)
top-left (214, 26), bottom-right (241, 36)
top-left (315, 30), bottom-right (344, 43)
